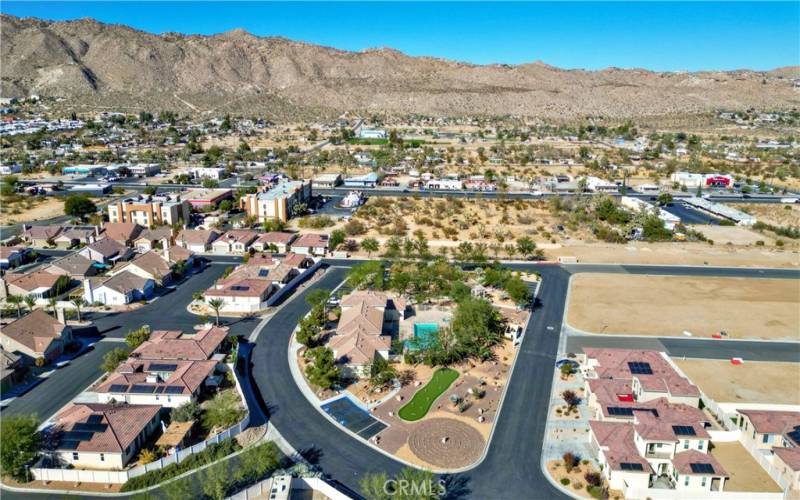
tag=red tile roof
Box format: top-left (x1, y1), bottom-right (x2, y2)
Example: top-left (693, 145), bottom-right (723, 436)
top-left (55, 403), bottom-right (160, 453)
top-left (584, 348), bottom-right (700, 397)
top-left (130, 326), bottom-right (228, 361)
top-left (738, 410), bottom-right (800, 435)
top-left (672, 450), bottom-right (728, 477)
top-left (590, 420), bottom-right (653, 473)
top-left (1, 309), bottom-right (67, 354)
top-left (96, 359), bottom-right (217, 396)
top-left (773, 447), bottom-right (800, 471)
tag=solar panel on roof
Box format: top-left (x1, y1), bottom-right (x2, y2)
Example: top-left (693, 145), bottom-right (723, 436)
top-left (231, 285), bottom-right (250, 291)
top-left (59, 440), bottom-right (81, 451)
top-left (620, 463), bottom-right (643, 471)
top-left (86, 415), bottom-right (103, 424)
top-left (62, 431), bottom-right (93, 441)
top-left (787, 426), bottom-right (800, 446)
top-left (164, 386), bottom-right (184, 394)
top-left (155, 386), bottom-right (165, 394)
top-left (690, 463), bottom-right (715, 474)
top-left (628, 361), bottom-right (653, 375)
top-left (108, 384), bottom-right (129, 393)
top-left (607, 406), bottom-right (634, 416)
top-left (672, 425), bottom-right (696, 436)
top-left (73, 423), bottom-right (108, 433)
top-left (149, 363), bottom-right (178, 372)
top-left (258, 269), bottom-right (269, 277)
top-left (130, 384), bottom-right (156, 394)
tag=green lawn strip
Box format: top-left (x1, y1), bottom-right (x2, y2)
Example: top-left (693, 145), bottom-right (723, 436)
top-left (398, 368), bottom-right (459, 421)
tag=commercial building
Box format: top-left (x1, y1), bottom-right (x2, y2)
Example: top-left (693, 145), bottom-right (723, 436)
top-left (683, 197), bottom-right (757, 226)
top-left (182, 188), bottom-right (233, 209)
top-left (312, 173), bottom-right (342, 189)
top-left (344, 172), bottom-right (379, 188)
top-left (239, 180), bottom-right (312, 223)
top-left (620, 196), bottom-right (681, 230)
top-left (670, 172), bottom-right (734, 189)
top-left (188, 166), bottom-right (226, 180)
top-left (358, 128), bottom-right (387, 139)
top-left (107, 194), bottom-right (191, 227)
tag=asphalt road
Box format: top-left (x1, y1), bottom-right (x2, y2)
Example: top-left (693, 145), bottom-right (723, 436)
top-left (661, 203), bottom-right (721, 225)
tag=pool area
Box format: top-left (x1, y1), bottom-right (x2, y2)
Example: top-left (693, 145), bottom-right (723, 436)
top-left (321, 396), bottom-right (387, 439)
top-left (406, 323), bottom-right (440, 351)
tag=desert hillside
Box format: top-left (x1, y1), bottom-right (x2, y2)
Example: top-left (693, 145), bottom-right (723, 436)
top-left (1, 14), bottom-right (798, 119)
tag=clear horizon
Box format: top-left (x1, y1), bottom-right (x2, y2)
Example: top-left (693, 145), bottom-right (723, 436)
top-left (1, 1), bottom-right (798, 72)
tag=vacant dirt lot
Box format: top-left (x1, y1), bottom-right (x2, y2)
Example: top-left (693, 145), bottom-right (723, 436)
top-left (674, 359), bottom-right (800, 405)
top-left (731, 203), bottom-right (800, 227)
top-left (567, 274), bottom-right (800, 340)
top-left (690, 225), bottom-right (778, 246)
top-left (710, 442), bottom-right (782, 493)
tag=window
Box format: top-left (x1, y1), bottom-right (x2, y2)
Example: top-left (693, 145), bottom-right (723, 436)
top-left (697, 440), bottom-right (704, 450)
top-left (72, 452), bottom-right (79, 460)
top-left (701, 477), bottom-right (707, 487)
top-left (100, 453), bottom-right (105, 462)
top-left (684, 476), bottom-right (689, 486)
top-left (684, 440), bottom-right (690, 450)
top-left (763, 433), bottom-right (771, 444)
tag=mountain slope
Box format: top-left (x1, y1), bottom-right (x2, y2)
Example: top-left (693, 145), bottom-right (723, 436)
top-left (2, 14), bottom-right (798, 119)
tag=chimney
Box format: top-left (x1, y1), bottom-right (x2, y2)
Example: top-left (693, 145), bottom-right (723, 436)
top-left (0, 278), bottom-right (7, 299)
top-left (162, 239), bottom-right (171, 263)
top-left (56, 307), bottom-right (66, 325)
top-left (83, 279), bottom-right (94, 304)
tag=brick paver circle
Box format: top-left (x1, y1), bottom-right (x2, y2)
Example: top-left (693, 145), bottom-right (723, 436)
top-left (408, 418), bottom-right (485, 469)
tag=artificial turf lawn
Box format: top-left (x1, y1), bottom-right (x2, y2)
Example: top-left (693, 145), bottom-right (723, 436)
top-left (398, 368), bottom-right (459, 421)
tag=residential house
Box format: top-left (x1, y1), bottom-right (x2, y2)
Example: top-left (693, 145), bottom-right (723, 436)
top-left (45, 252), bottom-right (98, 279)
top-left (160, 244), bottom-right (195, 269)
top-left (0, 246), bottom-right (28, 269)
top-left (736, 410), bottom-right (800, 452)
top-left (101, 222), bottom-right (143, 247)
top-left (204, 278), bottom-right (278, 313)
top-left (3, 270), bottom-right (68, 300)
top-left (328, 291), bottom-right (392, 377)
top-left (133, 227), bottom-right (173, 253)
top-left (773, 447), bottom-right (800, 494)
top-left (239, 180), bottom-right (312, 223)
top-left (53, 227), bottom-right (97, 249)
top-left (130, 326), bottom-right (228, 361)
top-left (0, 309), bottom-right (73, 363)
top-left (176, 229), bottom-right (219, 253)
top-left (291, 233), bottom-right (329, 256)
top-left (52, 403), bottom-right (161, 470)
top-left (111, 251), bottom-right (174, 286)
top-left (590, 399), bottom-right (727, 494)
top-left (83, 271), bottom-right (154, 305)
top-left (95, 359), bottom-right (218, 408)
top-left (1, 348), bottom-right (24, 392)
top-left (79, 238), bottom-right (134, 265)
top-left (251, 232), bottom-right (296, 253)
top-left (22, 225), bottom-right (63, 247)
top-left (211, 230), bottom-right (259, 255)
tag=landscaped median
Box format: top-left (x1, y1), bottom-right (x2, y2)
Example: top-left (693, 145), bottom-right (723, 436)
top-left (398, 368), bottom-right (459, 421)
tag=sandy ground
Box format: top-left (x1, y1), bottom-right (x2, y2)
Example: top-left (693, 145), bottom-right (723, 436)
top-left (567, 274), bottom-right (800, 340)
top-left (2, 478), bottom-right (122, 493)
top-left (731, 203), bottom-right (800, 227)
top-left (0, 197), bottom-right (65, 224)
top-left (709, 442), bottom-right (782, 493)
top-left (674, 359), bottom-right (800, 405)
top-left (546, 460), bottom-right (623, 499)
top-left (691, 225), bottom-right (780, 246)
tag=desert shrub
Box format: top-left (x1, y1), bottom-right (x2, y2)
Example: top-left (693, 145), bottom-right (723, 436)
top-left (560, 478), bottom-right (570, 486)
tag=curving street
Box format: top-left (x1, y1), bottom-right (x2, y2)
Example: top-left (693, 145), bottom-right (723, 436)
top-left (2, 261), bottom-right (798, 499)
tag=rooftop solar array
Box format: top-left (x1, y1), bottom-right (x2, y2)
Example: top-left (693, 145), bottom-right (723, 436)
top-left (258, 269), bottom-right (269, 277)
top-left (607, 406), bottom-right (634, 416)
top-left (87, 415), bottom-right (103, 424)
top-left (231, 285), bottom-right (250, 291)
top-left (73, 422), bottom-right (108, 433)
top-left (628, 361), bottom-right (653, 375)
top-left (690, 463), bottom-right (715, 474)
top-left (130, 384), bottom-right (156, 394)
top-left (672, 425), bottom-right (696, 436)
top-left (149, 363), bottom-right (178, 372)
top-left (108, 384), bottom-right (129, 393)
top-left (787, 426), bottom-right (800, 446)
top-left (620, 463), bottom-right (644, 471)
top-left (164, 386), bottom-right (184, 394)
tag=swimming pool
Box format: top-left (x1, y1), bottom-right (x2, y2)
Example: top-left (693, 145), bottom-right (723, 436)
top-left (406, 323), bottom-right (439, 351)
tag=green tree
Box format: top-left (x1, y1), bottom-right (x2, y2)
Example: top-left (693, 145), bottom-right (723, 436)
top-left (202, 391), bottom-right (244, 431)
top-left (218, 199), bottom-right (233, 212)
top-left (656, 193), bottom-right (673, 206)
top-left (162, 478), bottom-right (193, 500)
top-left (143, 186), bottom-right (158, 196)
top-left (0, 415), bottom-right (41, 481)
top-left (329, 229), bottom-right (346, 251)
top-left (515, 236), bottom-right (537, 259)
top-left (207, 298), bottom-right (225, 326)
top-left (23, 295), bottom-right (36, 312)
top-left (101, 347), bottom-right (131, 373)
top-left (359, 471), bottom-right (391, 500)
top-left (70, 297), bottom-right (86, 323)
top-left (202, 178), bottom-right (219, 189)
top-left (361, 237), bottom-right (379, 257)
top-left (64, 195), bottom-right (97, 218)
top-left (125, 326), bottom-right (151, 349)
top-left (305, 347), bottom-right (339, 389)
top-left (236, 442), bottom-right (280, 484)
top-left (171, 401), bottom-right (201, 423)
top-left (6, 295), bottom-right (23, 318)
top-left (305, 289), bottom-right (330, 309)
top-left (200, 463), bottom-right (231, 500)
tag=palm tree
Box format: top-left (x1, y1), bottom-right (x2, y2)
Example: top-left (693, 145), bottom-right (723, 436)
top-left (71, 297), bottom-right (86, 323)
top-left (48, 297), bottom-right (58, 316)
top-left (6, 295), bottom-right (23, 318)
top-left (23, 295), bottom-right (36, 312)
top-left (207, 298), bottom-right (224, 326)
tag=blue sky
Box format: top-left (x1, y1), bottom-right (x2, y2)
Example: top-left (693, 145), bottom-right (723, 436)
top-left (2, 2), bottom-right (798, 71)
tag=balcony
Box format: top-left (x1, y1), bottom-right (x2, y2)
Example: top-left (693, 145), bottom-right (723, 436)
top-left (645, 450), bottom-right (673, 459)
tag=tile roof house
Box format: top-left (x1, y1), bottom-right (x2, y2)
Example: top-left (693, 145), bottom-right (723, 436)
top-left (773, 447), bottom-right (800, 493)
top-left (583, 348), bottom-right (700, 409)
top-left (53, 403), bottom-right (161, 470)
top-left (204, 278), bottom-right (278, 313)
top-left (130, 326), bottom-right (228, 361)
top-left (176, 229), bottom-right (219, 253)
top-left (79, 237), bottom-right (134, 265)
top-left (133, 227), bottom-right (173, 253)
top-left (101, 222), bottom-right (143, 247)
top-left (291, 233), bottom-right (329, 256)
top-left (45, 252), bottom-right (97, 279)
top-left (736, 410), bottom-right (800, 452)
top-left (590, 398), bottom-right (727, 495)
top-left (84, 270), bottom-right (154, 306)
top-left (328, 290), bottom-right (392, 377)
top-left (22, 225), bottom-right (63, 247)
top-left (111, 251), bottom-right (174, 286)
top-left (1, 347), bottom-right (24, 392)
top-left (53, 227), bottom-right (98, 248)
top-left (211, 230), bottom-right (259, 254)
top-left (96, 359), bottom-right (218, 408)
top-left (251, 232), bottom-right (296, 253)
top-left (4, 270), bottom-right (68, 300)
top-left (0, 309), bottom-right (73, 363)
top-left (0, 246), bottom-right (28, 269)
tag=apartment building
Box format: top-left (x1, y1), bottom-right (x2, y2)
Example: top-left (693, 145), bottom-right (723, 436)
top-left (107, 194), bottom-right (190, 227)
top-left (239, 180), bottom-right (312, 223)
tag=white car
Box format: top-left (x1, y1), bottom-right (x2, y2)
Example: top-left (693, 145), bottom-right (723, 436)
top-left (530, 190), bottom-right (544, 197)
top-left (781, 197), bottom-right (799, 204)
